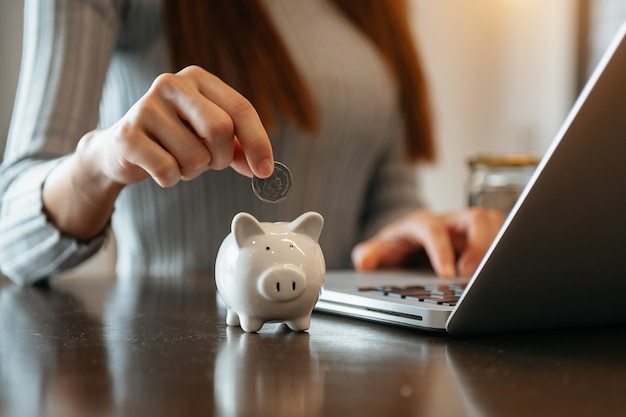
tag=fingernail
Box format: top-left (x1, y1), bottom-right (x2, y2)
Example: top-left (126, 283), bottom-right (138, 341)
top-left (256, 159), bottom-right (273, 178)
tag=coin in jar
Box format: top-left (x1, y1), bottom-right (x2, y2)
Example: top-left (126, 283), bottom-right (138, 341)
top-left (252, 161), bottom-right (293, 203)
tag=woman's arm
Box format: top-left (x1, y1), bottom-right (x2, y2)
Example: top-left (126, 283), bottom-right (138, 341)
top-left (43, 65), bottom-right (275, 240)
top-left (0, 0), bottom-right (121, 284)
top-left (1, 1), bottom-right (274, 284)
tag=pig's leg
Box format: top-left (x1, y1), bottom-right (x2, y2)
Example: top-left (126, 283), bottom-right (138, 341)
top-left (226, 309), bottom-right (240, 326)
top-left (239, 316), bottom-right (264, 333)
top-left (285, 315), bottom-right (311, 331)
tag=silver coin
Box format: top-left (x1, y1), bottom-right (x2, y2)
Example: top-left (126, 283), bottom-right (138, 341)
top-left (252, 161), bottom-right (293, 203)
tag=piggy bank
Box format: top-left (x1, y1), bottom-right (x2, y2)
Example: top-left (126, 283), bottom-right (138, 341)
top-left (215, 211), bottom-right (325, 332)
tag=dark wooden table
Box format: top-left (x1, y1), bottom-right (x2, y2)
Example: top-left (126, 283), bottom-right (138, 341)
top-left (1, 273), bottom-right (625, 417)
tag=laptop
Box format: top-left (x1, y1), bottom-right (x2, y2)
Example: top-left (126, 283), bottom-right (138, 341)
top-left (315, 24), bottom-right (626, 336)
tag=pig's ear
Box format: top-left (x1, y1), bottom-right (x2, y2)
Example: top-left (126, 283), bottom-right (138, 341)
top-left (232, 212), bottom-right (265, 247)
top-left (288, 211), bottom-right (324, 242)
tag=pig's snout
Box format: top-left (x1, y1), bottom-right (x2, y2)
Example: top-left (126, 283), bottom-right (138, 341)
top-left (258, 265), bottom-right (307, 302)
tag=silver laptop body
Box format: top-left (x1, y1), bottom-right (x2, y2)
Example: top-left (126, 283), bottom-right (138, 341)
top-left (316, 24), bottom-right (626, 336)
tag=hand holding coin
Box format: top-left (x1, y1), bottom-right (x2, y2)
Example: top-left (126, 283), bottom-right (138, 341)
top-left (252, 161), bottom-right (293, 203)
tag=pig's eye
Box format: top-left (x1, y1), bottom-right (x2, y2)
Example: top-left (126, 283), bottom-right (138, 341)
top-left (265, 246), bottom-right (270, 251)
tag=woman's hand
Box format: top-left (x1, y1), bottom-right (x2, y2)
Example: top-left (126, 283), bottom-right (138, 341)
top-left (79, 65), bottom-right (274, 188)
top-left (351, 208), bottom-right (505, 278)
top-left (43, 65), bottom-right (274, 240)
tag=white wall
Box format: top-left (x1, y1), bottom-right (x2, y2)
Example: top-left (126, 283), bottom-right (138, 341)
top-left (413, 0), bottom-right (578, 211)
top-left (588, 0), bottom-right (626, 76)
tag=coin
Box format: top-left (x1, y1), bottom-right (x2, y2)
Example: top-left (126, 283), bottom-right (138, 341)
top-left (252, 161), bottom-right (293, 203)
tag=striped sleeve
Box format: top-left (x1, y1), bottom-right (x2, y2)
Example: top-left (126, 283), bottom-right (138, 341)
top-left (0, 0), bottom-right (120, 284)
top-left (0, 158), bottom-right (107, 285)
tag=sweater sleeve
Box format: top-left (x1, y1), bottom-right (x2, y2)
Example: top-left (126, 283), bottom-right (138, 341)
top-left (0, 0), bottom-right (121, 285)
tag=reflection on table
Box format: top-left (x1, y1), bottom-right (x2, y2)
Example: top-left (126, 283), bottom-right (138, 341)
top-left (0, 274), bottom-right (625, 417)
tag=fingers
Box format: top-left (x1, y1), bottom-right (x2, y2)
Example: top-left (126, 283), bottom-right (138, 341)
top-left (229, 138), bottom-right (255, 178)
top-left (352, 238), bottom-right (410, 272)
top-left (103, 66), bottom-right (275, 188)
top-left (129, 96), bottom-right (215, 182)
top-left (177, 66), bottom-right (274, 178)
top-left (402, 211), bottom-right (457, 277)
top-left (352, 211), bottom-right (457, 278)
top-left (351, 208), bottom-right (504, 279)
top-left (121, 134), bottom-right (180, 188)
top-left (444, 208), bottom-right (504, 276)
top-left (149, 71), bottom-right (235, 170)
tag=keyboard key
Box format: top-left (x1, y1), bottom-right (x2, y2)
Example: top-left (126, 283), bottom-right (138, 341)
top-left (357, 283), bottom-right (467, 306)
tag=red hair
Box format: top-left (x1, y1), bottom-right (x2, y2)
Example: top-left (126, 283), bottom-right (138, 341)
top-left (164, 0), bottom-right (435, 162)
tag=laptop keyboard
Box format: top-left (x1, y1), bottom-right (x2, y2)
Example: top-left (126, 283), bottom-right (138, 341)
top-left (358, 283), bottom-right (467, 306)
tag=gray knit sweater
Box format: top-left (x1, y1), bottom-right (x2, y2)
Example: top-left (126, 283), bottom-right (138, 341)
top-left (0, 0), bottom-right (423, 284)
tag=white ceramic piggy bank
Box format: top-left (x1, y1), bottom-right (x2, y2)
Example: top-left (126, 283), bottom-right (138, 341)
top-left (215, 211), bottom-right (325, 332)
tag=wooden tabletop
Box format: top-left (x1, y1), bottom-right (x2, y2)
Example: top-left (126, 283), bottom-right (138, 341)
top-left (0, 273), bottom-right (625, 417)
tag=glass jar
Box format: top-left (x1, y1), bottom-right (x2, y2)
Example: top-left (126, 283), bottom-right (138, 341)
top-left (467, 154), bottom-right (540, 214)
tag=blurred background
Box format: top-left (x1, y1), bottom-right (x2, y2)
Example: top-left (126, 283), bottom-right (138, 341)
top-left (0, 1), bottom-right (625, 275)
